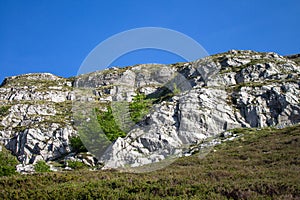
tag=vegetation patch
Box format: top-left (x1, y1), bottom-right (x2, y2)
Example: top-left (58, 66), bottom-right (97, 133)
top-left (129, 88), bottom-right (179, 123)
top-left (67, 161), bottom-right (88, 170)
top-left (219, 57), bottom-right (287, 74)
top-left (34, 161), bottom-right (51, 173)
top-left (0, 146), bottom-right (18, 177)
top-left (129, 93), bottom-right (153, 123)
top-left (69, 136), bottom-right (88, 153)
top-left (12, 126), bottom-right (27, 133)
top-left (0, 105), bottom-right (11, 117)
top-left (285, 54), bottom-right (300, 65)
top-left (146, 86), bottom-right (176, 104)
top-left (0, 124), bottom-right (299, 199)
top-left (95, 106), bottom-right (127, 141)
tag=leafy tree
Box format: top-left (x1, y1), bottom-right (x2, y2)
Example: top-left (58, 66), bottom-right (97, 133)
top-left (95, 107), bottom-right (126, 141)
top-left (129, 93), bottom-right (152, 123)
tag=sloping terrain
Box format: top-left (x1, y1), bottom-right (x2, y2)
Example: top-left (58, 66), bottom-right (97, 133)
top-left (0, 50), bottom-right (299, 172)
top-left (286, 54), bottom-right (300, 65)
top-left (0, 124), bottom-right (299, 199)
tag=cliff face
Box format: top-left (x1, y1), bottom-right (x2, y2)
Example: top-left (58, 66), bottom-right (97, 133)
top-left (0, 73), bottom-right (76, 168)
top-left (0, 50), bottom-right (299, 171)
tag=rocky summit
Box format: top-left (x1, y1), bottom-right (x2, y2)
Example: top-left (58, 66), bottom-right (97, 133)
top-left (0, 50), bottom-right (299, 172)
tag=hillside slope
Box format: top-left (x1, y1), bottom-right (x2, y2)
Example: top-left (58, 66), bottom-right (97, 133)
top-left (0, 50), bottom-right (299, 172)
top-left (0, 124), bottom-right (299, 199)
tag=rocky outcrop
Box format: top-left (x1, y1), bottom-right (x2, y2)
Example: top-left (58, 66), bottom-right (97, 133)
top-left (0, 73), bottom-right (76, 165)
top-left (93, 50), bottom-right (300, 170)
top-left (0, 50), bottom-right (299, 172)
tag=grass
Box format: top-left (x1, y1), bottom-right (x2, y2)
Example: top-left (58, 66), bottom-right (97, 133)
top-left (292, 57), bottom-right (300, 65)
top-left (0, 124), bottom-right (299, 199)
top-left (217, 52), bottom-right (288, 74)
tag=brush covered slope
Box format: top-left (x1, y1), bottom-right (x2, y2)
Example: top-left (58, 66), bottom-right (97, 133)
top-left (0, 50), bottom-right (299, 171)
top-left (0, 124), bottom-right (299, 199)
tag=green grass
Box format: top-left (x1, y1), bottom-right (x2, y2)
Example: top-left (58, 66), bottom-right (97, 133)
top-left (0, 125), bottom-right (299, 199)
top-left (226, 78), bottom-right (299, 95)
top-left (94, 91), bottom-right (166, 141)
top-left (292, 57), bottom-right (300, 65)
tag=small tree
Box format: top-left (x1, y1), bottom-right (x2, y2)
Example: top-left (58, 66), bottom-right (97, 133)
top-left (129, 93), bottom-right (152, 123)
top-left (95, 107), bottom-right (127, 141)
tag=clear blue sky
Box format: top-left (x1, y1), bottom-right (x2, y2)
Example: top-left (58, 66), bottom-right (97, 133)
top-left (1, 0), bottom-right (299, 82)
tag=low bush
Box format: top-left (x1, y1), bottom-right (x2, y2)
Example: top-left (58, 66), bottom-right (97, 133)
top-left (0, 146), bottom-right (18, 177)
top-left (0, 125), bottom-right (299, 199)
top-left (0, 105), bottom-right (11, 117)
top-left (69, 136), bottom-right (88, 153)
top-left (34, 161), bottom-right (51, 172)
top-left (67, 161), bottom-right (87, 170)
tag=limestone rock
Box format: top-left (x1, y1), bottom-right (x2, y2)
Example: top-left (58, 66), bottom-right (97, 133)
top-left (0, 50), bottom-right (299, 171)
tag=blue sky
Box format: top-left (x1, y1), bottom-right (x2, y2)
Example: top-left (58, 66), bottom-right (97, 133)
top-left (0, 0), bottom-right (299, 82)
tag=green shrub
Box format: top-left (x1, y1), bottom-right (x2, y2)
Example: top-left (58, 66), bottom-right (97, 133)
top-left (0, 105), bottom-right (11, 117)
top-left (67, 161), bottom-right (87, 170)
top-left (129, 93), bottom-right (153, 123)
top-left (70, 136), bottom-right (88, 153)
top-left (95, 107), bottom-right (126, 141)
top-left (0, 146), bottom-right (18, 177)
top-left (34, 161), bottom-right (51, 172)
